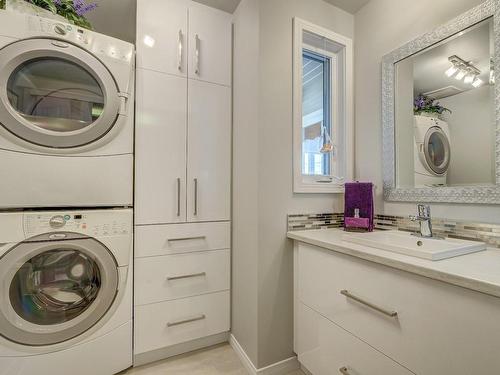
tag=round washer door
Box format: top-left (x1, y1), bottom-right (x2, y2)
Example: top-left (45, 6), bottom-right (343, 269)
top-left (0, 233), bottom-right (119, 346)
top-left (422, 126), bottom-right (450, 175)
top-left (0, 38), bottom-right (121, 149)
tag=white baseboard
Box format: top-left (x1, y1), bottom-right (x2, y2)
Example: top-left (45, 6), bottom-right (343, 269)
top-left (229, 334), bottom-right (300, 375)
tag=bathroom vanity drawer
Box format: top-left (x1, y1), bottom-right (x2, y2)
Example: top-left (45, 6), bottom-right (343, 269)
top-left (134, 291), bottom-right (230, 354)
top-left (297, 243), bottom-right (500, 374)
top-left (297, 302), bottom-right (412, 375)
top-left (135, 221), bottom-right (230, 257)
top-left (134, 249), bottom-right (230, 305)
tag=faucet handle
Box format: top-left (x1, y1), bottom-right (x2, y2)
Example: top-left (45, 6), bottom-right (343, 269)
top-left (417, 204), bottom-right (430, 218)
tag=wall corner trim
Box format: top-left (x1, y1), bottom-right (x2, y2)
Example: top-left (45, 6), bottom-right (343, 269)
top-left (229, 334), bottom-right (300, 375)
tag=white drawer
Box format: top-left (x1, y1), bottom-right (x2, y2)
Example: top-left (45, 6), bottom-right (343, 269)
top-left (134, 291), bottom-right (230, 354)
top-left (298, 243), bottom-right (500, 374)
top-left (297, 303), bottom-right (412, 375)
top-left (135, 222), bottom-right (230, 257)
top-left (134, 249), bottom-right (230, 305)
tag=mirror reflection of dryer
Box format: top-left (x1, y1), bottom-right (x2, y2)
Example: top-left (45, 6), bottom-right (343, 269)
top-left (0, 209), bottom-right (133, 375)
top-left (0, 12), bottom-right (135, 209)
top-left (414, 115), bottom-right (451, 187)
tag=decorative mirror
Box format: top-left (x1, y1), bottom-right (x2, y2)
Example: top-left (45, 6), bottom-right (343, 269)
top-left (382, 0), bottom-right (500, 203)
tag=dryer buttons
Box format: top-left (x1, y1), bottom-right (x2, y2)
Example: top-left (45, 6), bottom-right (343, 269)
top-left (49, 215), bottom-right (66, 229)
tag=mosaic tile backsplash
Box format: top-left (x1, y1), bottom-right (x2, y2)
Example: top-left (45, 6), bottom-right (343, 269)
top-left (288, 213), bottom-right (500, 248)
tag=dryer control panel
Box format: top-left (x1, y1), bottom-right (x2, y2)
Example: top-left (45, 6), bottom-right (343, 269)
top-left (27, 15), bottom-right (134, 64)
top-left (23, 209), bottom-right (132, 238)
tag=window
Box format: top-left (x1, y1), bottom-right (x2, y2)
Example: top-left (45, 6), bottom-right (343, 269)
top-left (293, 18), bottom-right (353, 193)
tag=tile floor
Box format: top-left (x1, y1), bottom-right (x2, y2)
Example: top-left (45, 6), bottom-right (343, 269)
top-left (122, 343), bottom-right (305, 375)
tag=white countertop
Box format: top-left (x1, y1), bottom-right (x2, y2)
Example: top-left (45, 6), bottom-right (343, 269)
top-left (288, 228), bottom-right (500, 299)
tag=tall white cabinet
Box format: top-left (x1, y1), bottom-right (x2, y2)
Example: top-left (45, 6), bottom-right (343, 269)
top-left (134, 0), bottom-right (232, 364)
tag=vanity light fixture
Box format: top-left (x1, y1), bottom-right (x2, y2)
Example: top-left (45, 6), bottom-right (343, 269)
top-left (445, 55), bottom-right (481, 86)
top-left (455, 68), bottom-right (466, 80)
top-left (445, 64), bottom-right (459, 77)
top-left (472, 77), bottom-right (484, 87)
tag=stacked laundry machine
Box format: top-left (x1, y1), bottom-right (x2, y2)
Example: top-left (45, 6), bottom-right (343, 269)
top-left (0, 10), bottom-right (134, 375)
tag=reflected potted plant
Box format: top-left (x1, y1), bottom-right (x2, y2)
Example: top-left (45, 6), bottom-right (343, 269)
top-left (414, 94), bottom-right (451, 119)
top-left (3, 0), bottom-right (97, 29)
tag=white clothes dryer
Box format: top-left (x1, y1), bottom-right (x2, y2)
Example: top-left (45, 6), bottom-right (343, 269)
top-left (414, 115), bottom-right (451, 187)
top-left (0, 11), bottom-right (134, 208)
top-left (0, 208), bottom-right (132, 375)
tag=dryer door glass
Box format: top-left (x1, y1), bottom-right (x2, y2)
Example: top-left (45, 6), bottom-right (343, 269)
top-left (0, 38), bottom-right (123, 149)
top-left (424, 127), bottom-right (450, 175)
top-left (7, 58), bottom-right (105, 133)
top-left (0, 235), bottom-right (119, 346)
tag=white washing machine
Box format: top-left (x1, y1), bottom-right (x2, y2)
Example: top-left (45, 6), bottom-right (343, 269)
top-left (0, 11), bottom-right (134, 208)
top-left (0, 208), bottom-right (132, 375)
top-left (414, 115), bottom-right (451, 187)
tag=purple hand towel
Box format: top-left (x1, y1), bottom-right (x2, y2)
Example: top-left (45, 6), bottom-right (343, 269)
top-left (344, 182), bottom-right (374, 231)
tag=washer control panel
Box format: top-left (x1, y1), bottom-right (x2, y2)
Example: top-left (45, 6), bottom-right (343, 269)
top-left (24, 210), bottom-right (132, 238)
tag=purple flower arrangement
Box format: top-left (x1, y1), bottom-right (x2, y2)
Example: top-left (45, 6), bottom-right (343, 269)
top-left (26, 0), bottom-right (97, 29)
top-left (414, 94), bottom-right (451, 116)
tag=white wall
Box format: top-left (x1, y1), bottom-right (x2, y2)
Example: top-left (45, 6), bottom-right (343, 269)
top-left (232, 0), bottom-right (260, 366)
top-left (233, 0), bottom-right (352, 368)
top-left (355, 0), bottom-right (500, 223)
top-left (440, 85), bottom-right (495, 186)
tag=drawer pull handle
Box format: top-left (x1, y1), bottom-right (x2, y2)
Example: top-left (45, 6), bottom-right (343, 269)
top-left (340, 289), bottom-right (398, 318)
top-left (167, 314), bottom-right (206, 327)
top-left (167, 235), bottom-right (206, 242)
top-left (339, 367), bottom-right (350, 375)
top-left (167, 272), bottom-right (206, 281)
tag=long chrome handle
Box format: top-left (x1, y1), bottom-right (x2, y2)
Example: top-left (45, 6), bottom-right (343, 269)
top-left (339, 367), bottom-right (350, 375)
top-left (178, 29), bottom-right (183, 71)
top-left (167, 272), bottom-right (206, 281)
top-left (340, 290), bottom-right (398, 318)
top-left (167, 314), bottom-right (206, 327)
top-left (194, 178), bottom-right (198, 216)
top-left (195, 34), bottom-right (200, 75)
top-left (167, 235), bottom-right (206, 242)
top-left (176, 178), bottom-right (181, 217)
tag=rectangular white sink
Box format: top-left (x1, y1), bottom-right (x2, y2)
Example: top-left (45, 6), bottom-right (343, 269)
top-left (343, 230), bottom-right (486, 260)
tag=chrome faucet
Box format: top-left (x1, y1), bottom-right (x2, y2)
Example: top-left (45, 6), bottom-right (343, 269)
top-left (409, 204), bottom-right (433, 238)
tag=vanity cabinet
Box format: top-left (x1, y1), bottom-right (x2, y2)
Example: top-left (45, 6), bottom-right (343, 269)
top-left (295, 242), bottom-right (500, 375)
top-left (134, 0), bottom-right (232, 365)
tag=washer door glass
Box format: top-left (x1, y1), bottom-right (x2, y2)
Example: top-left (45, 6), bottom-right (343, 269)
top-left (7, 58), bottom-right (105, 133)
top-left (0, 234), bottom-right (119, 346)
top-left (424, 127), bottom-right (450, 175)
top-left (0, 39), bottom-right (122, 149)
top-left (9, 249), bottom-right (101, 326)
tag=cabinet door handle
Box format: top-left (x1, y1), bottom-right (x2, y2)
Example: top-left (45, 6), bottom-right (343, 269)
top-left (167, 314), bottom-right (206, 327)
top-left (176, 178), bottom-right (181, 217)
top-left (194, 178), bottom-right (198, 215)
top-left (339, 367), bottom-right (350, 375)
top-left (167, 235), bottom-right (206, 242)
top-left (340, 290), bottom-right (398, 318)
top-left (195, 34), bottom-right (200, 75)
top-left (178, 29), bottom-right (183, 71)
top-left (166, 272), bottom-right (206, 281)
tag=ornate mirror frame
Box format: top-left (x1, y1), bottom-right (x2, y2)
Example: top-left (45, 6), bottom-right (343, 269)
top-left (382, 0), bottom-right (500, 204)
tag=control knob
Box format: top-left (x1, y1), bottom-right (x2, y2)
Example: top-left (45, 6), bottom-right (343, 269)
top-left (49, 215), bottom-right (66, 229)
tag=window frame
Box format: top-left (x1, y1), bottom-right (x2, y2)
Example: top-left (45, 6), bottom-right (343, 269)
top-left (293, 17), bottom-right (353, 193)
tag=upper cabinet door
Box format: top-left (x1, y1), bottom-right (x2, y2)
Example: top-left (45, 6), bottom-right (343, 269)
top-left (136, 0), bottom-right (188, 76)
top-left (187, 80), bottom-right (231, 222)
top-left (188, 4), bottom-right (232, 86)
top-left (135, 69), bottom-right (187, 225)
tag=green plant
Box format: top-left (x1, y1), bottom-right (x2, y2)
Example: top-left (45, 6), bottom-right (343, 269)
top-left (0, 0), bottom-right (5, 9)
top-left (414, 94), bottom-right (451, 116)
top-left (26, 0), bottom-right (96, 29)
